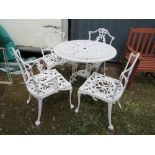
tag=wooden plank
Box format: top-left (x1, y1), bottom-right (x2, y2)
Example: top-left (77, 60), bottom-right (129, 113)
top-left (141, 33), bottom-right (148, 53)
top-left (137, 68), bottom-right (155, 72)
top-left (136, 33), bottom-right (142, 51)
top-left (150, 42), bottom-right (155, 54)
top-left (0, 81), bottom-right (13, 85)
top-left (131, 32), bottom-right (137, 48)
top-left (141, 54), bottom-right (155, 57)
top-left (146, 33), bottom-right (154, 53)
top-left (132, 28), bottom-right (155, 33)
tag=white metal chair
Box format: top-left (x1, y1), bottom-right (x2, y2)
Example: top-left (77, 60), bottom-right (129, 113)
top-left (12, 48), bottom-right (74, 126)
top-left (76, 52), bottom-right (140, 130)
top-left (36, 27), bottom-right (66, 69)
top-left (88, 28), bottom-right (115, 75)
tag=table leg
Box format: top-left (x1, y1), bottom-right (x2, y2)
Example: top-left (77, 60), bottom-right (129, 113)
top-left (70, 62), bottom-right (78, 83)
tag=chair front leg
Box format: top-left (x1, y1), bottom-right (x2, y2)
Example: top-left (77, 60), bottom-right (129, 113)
top-left (69, 88), bottom-right (74, 109)
top-left (35, 98), bottom-right (43, 126)
top-left (75, 90), bottom-right (81, 113)
top-left (108, 103), bottom-right (114, 130)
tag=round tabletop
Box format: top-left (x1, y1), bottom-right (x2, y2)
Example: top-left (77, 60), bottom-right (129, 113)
top-left (54, 40), bottom-right (117, 63)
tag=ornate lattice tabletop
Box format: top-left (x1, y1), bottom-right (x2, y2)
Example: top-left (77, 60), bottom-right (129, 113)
top-left (54, 40), bottom-right (117, 82)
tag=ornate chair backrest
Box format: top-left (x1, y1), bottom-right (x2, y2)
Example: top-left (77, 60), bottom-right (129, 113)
top-left (113, 52), bottom-right (140, 99)
top-left (37, 27), bottom-right (65, 53)
top-left (127, 28), bottom-right (155, 56)
top-left (12, 48), bottom-right (34, 86)
top-left (12, 48), bottom-right (50, 95)
top-left (89, 28), bottom-right (115, 45)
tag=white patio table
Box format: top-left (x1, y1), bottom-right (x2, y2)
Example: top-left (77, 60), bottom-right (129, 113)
top-left (54, 40), bottom-right (117, 82)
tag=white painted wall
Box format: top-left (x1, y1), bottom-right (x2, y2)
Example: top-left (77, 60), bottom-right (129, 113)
top-left (0, 19), bottom-right (68, 47)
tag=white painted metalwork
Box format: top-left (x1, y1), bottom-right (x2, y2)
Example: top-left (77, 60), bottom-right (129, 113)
top-left (89, 28), bottom-right (115, 45)
top-left (76, 52), bottom-right (140, 130)
top-left (12, 48), bottom-right (73, 126)
top-left (54, 40), bottom-right (117, 82)
top-left (88, 28), bottom-right (115, 75)
top-left (36, 27), bottom-right (66, 69)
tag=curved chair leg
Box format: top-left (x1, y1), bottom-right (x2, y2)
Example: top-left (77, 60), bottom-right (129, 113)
top-left (75, 91), bottom-right (81, 113)
top-left (69, 88), bottom-right (74, 109)
top-left (108, 103), bottom-right (114, 130)
top-left (35, 98), bottom-right (43, 126)
top-left (27, 93), bottom-right (31, 104)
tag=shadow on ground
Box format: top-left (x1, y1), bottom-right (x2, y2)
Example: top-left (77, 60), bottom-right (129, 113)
top-left (0, 63), bottom-right (155, 135)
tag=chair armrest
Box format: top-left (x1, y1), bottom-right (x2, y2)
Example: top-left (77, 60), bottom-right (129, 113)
top-left (24, 57), bottom-right (48, 73)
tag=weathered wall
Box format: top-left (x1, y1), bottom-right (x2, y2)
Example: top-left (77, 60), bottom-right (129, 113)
top-left (0, 19), bottom-right (68, 47)
top-left (70, 19), bottom-right (155, 62)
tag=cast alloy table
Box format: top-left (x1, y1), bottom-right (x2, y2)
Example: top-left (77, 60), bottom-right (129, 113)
top-left (54, 40), bottom-right (117, 82)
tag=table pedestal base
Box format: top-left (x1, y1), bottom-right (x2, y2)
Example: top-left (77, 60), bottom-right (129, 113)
top-left (70, 63), bottom-right (100, 83)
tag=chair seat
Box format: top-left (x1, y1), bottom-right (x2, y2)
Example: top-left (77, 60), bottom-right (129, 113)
top-left (27, 69), bottom-right (71, 98)
top-left (43, 52), bottom-right (65, 69)
top-left (79, 72), bottom-right (123, 102)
